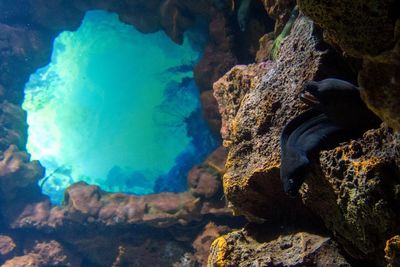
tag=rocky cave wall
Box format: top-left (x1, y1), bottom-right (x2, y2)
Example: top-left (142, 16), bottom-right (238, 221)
top-left (208, 0), bottom-right (400, 266)
top-left (0, 0), bottom-right (273, 266)
top-left (1, 0), bottom-right (399, 266)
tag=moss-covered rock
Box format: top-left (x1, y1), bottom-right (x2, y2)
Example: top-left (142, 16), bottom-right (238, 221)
top-left (302, 126), bottom-right (400, 263)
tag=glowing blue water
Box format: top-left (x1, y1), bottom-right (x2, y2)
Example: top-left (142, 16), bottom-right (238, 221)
top-left (23, 10), bottom-right (217, 204)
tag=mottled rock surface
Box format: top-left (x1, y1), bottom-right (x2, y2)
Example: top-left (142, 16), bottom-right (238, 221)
top-left (0, 235), bottom-right (16, 262)
top-left (359, 37), bottom-right (400, 131)
top-left (213, 15), bottom-right (351, 221)
top-left (303, 126), bottom-right (400, 262)
top-left (385, 235), bottom-right (400, 267)
top-left (3, 240), bottom-right (81, 267)
top-left (0, 145), bottom-right (44, 201)
top-left (298, 0), bottom-right (400, 131)
top-left (192, 222), bottom-right (231, 266)
top-left (298, 0), bottom-right (397, 57)
top-left (208, 225), bottom-right (350, 267)
top-left (0, 102), bottom-right (28, 152)
top-left (261, 0), bottom-right (296, 35)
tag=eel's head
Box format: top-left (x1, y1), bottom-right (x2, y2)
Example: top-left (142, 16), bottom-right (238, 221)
top-left (300, 81), bottom-right (320, 107)
top-left (280, 152), bottom-right (310, 198)
top-left (300, 79), bottom-right (360, 110)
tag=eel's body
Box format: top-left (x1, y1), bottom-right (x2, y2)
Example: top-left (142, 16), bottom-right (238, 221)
top-left (280, 79), bottom-right (381, 196)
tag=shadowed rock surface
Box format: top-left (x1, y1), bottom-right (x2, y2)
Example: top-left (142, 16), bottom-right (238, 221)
top-left (213, 15), bottom-right (353, 221)
top-left (298, 0), bottom-right (400, 132)
top-left (208, 224), bottom-right (350, 267)
top-left (211, 3), bottom-right (399, 266)
top-left (302, 126), bottom-right (400, 263)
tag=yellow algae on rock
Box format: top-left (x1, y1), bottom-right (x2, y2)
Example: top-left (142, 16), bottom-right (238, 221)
top-left (208, 236), bottom-right (228, 267)
top-left (385, 235), bottom-right (400, 267)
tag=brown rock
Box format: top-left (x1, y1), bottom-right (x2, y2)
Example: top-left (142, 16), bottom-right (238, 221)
top-left (0, 23), bottom-right (52, 104)
top-left (302, 126), bottom-right (400, 262)
top-left (188, 166), bottom-right (220, 199)
top-left (64, 182), bottom-right (103, 220)
top-left (29, 0), bottom-right (84, 31)
top-left (208, 227), bottom-right (350, 267)
top-left (359, 29), bottom-right (400, 131)
top-left (194, 12), bottom-right (238, 92)
top-left (213, 15), bottom-right (346, 221)
top-left (385, 235), bottom-right (400, 267)
top-left (14, 182), bottom-right (210, 228)
top-left (192, 222), bottom-right (231, 266)
top-left (0, 101), bottom-right (28, 151)
top-left (298, 0), bottom-right (397, 57)
top-left (3, 240), bottom-right (80, 267)
top-left (204, 146), bottom-right (228, 175)
top-left (0, 145), bottom-right (44, 201)
top-left (255, 32), bottom-right (274, 63)
top-left (201, 90), bottom-right (222, 134)
top-left (121, 239), bottom-right (188, 267)
top-left (261, 0), bottom-right (296, 35)
top-left (298, 1), bottom-right (400, 131)
top-left (0, 235), bottom-right (16, 261)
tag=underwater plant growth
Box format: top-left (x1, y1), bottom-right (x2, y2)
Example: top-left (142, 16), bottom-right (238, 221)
top-left (23, 10), bottom-right (218, 204)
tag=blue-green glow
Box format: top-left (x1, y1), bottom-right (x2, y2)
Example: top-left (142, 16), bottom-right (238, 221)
top-left (23, 10), bottom-right (211, 204)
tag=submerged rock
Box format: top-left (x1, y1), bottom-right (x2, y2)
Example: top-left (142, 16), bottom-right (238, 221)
top-left (385, 235), bottom-right (400, 267)
top-left (3, 240), bottom-right (81, 267)
top-left (0, 235), bottom-right (16, 263)
top-left (192, 222), bottom-right (231, 266)
top-left (298, 0), bottom-right (400, 131)
top-left (213, 15), bottom-right (352, 221)
top-left (303, 126), bottom-right (400, 262)
top-left (208, 225), bottom-right (350, 267)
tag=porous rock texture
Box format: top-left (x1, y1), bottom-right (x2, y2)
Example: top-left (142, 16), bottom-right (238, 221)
top-left (298, 0), bottom-right (400, 132)
top-left (192, 222), bottom-right (231, 266)
top-left (213, 14), bottom-right (353, 221)
top-left (302, 126), bottom-right (400, 263)
top-left (211, 2), bottom-right (400, 267)
top-left (208, 224), bottom-right (350, 267)
top-left (385, 235), bottom-right (400, 267)
top-left (0, 235), bottom-right (16, 263)
top-left (260, 0), bottom-right (296, 35)
top-left (0, 145), bottom-right (241, 266)
top-left (2, 240), bottom-right (81, 267)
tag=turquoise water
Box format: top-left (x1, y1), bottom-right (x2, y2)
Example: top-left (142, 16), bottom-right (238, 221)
top-left (23, 10), bottom-right (216, 204)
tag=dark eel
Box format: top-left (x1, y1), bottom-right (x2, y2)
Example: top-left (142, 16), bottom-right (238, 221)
top-left (280, 78), bottom-right (381, 197)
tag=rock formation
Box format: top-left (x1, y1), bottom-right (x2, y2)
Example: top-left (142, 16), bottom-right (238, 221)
top-left (0, 0), bottom-right (399, 266)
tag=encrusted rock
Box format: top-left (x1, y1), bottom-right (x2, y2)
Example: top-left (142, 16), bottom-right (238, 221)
top-left (188, 166), bottom-right (220, 199)
top-left (255, 32), bottom-right (274, 62)
top-left (359, 34), bottom-right (400, 131)
top-left (0, 101), bottom-right (28, 151)
top-left (302, 126), bottom-right (400, 262)
top-left (298, 0), bottom-right (397, 57)
top-left (0, 235), bottom-right (16, 262)
top-left (385, 235), bottom-right (400, 267)
top-left (260, 0), bottom-right (296, 35)
top-left (0, 23), bottom-right (52, 104)
top-left (3, 240), bottom-right (80, 267)
top-left (213, 15), bottom-right (350, 220)
top-left (12, 180), bottom-right (230, 229)
top-left (192, 222), bottom-right (231, 265)
top-left (298, 0), bottom-right (400, 131)
top-left (0, 145), bottom-right (44, 201)
top-left (208, 226), bottom-right (350, 266)
top-left (201, 90), bottom-right (222, 134)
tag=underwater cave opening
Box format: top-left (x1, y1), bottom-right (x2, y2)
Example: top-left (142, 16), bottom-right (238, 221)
top-left (22, 10), bottom-right (219, 204)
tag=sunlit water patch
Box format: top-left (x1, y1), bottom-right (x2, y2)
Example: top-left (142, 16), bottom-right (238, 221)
top-left (23, 10), bottom-right (218, 204)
